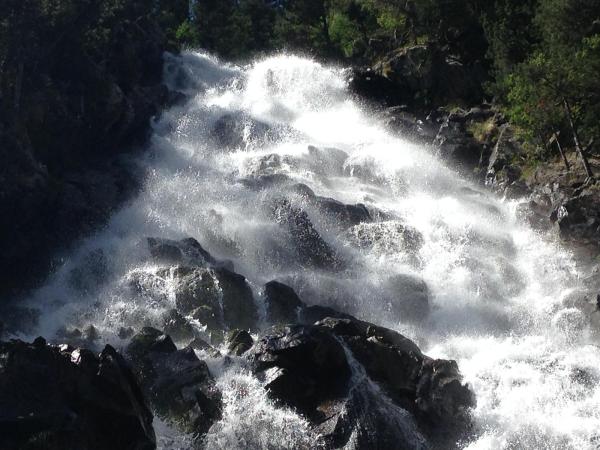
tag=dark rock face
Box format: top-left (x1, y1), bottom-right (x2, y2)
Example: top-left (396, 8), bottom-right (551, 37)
top-left (227, 329), bottom-right (254, 356)
top-left (126, 327), bottom-right (222, 436)
top-left (0, 338), bottom-right (155, 450)
top-left (147, 237), bottom-right (218, 267)
top-left (249, 325), bottom-right (352, 415)
top-left (271, 198), bottom-right (343, 270)
top-left (249, 317), bottom-right (474, 449)
top-left (385, 274), bottom-right (430, 321)
top-left (264, 280), bottom-right (304, 324)
top-left (356, 45), bottom-right (486, 110)
top-left (485, 125), bottom-right (524, 191)
top-left (434, 112), bottom-right (486, 173)
top-left (211, 112), bottom-right (278, 150)
top-left (159, 265), bottom-right (258, 333)
top-left (0, 9), bottom-right (174, 300)
top-left (553, 191), bottom-right (600, 246)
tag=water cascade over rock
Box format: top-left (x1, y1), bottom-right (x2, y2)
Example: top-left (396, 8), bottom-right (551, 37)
top-left (4, 51), bottom-right (600, 449)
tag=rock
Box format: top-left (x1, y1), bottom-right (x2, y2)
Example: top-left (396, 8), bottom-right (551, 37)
top-left (147, 236), bottom-right (217, 267)
top-left (163, 265), bottom-right (258, 332)
top-left (227, 329), bottom-right (254, 356)
top-left (214, 267), bottom-right (258, 331)
top-left (317, 317), bottom-right (474, 427)
top-left (264, 280), bottom-right (305, 324)
top-left (249, 324), bottom-right (351, 415)
top-left (434, 111), bottom-right (484, 172)
top-left (188, 337), bottom-right (222, 358)
top-left (168, 266), bottom-right (222, 315)
top-left (211, 113), bottom-right (276, 150)
top-left (310, 196), bottom-right (372, 229)
top-left (271, 198), bottom-right (343, 270)
top-left (382, 107), bottom-right (438, 143)
top-left (344, 221), bottom-right (424, 258)
top-left (298, 305), bottom-right (355, 325)
top-left (552, 190), bottom-right (600, 246)
top-left (163, 309), bottom-right (197, 344)
top-left (485, 124), bottom-right (524, 190)
top-left (371, 45), bottom-right (485, 108)
top-left (349, 67), bottom-right (405, 106)
top-left (126, 327), bottom-right (222, 436)
top-left (249, 317), bottom-right (474, 448)
top-left (0, 338), bottom-right (155, 450)
top-left (385, 274), bottom-right (430, 321)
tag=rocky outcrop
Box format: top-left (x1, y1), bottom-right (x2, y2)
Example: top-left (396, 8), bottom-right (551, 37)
top-left (248, 316), bottom-right (474, 449)
top-left (0, 337), bottom-right (156, 450)
top-left (352, 45), bottom-right (486, 110)
top-left (271, 198), bottom-right (344, 270)
top-left (126, 327), bottom-right (222, 436)
top-left (0, 7), bottom-right (177, 300)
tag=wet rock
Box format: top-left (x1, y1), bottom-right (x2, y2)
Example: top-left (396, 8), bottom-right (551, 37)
top-left (382, 106), bottom-right (439, 143)
top-left (211, 113), bottom-right (276, 149)
top-left (227, 329), bottom-right (254, 356)
top-left (385, 274), bottom-right (430, 321)
top-left (249, 324), bottom-right (351, 415)
top-left (271, 198), bottom-right (343, 270)
top-left (126, 327), bottom-right (222, 436)
top-left (344, 221), bottom-right (424, 258)
top-left (552, 190), bottom-right (600, 247)
top-left (318, 317), bottom-right (474, 427)
top-left (434, 112), bottom-right (484, 173)
top-left (163, 265), bottom-right (258, 332)
top-left (310, 196), bottom-right (372, 229)
top-left (55, 325), bottom-right (101, 348)
top-left (0, 338), bottom-right (155, 450)
top-left (485, 125), bottom-right (524, 190)
top-left (118, 326), bottom-right (134, 339)
top-left (306, 145), bottom-right (349, 177)
top-left (264, 280), bottom-right (305, 324)
top-left (249, 317), bottom-right (474, 448)
top-left (240, 173), bottom-right (292, 191)
top-left (214, 267), bottom-right (258, 331)
top-left (298, 304), bottom-right (355, 325)
top-left (163, 308), bottom-right (197, 344)
top-left (168, 267), bottom-right (222, 315)
top-left (188, 337), bottom-right (222, 358)
top-left (147, 236), bottom-right (217, 267)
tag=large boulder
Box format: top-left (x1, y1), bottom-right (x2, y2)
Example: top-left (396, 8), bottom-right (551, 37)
top-left (248, 317), bottom-right (474, 449)
top-left (0, 337), bottom-right (155, 450)
top-left (161, 266), bottom-right (258, 332)
top-left (271, 198), bottom-right (344, 270)
top-left (146, 237), bottom-right (219, 267)
top-left (126, 327), bottom-right (222, 436)
top-left (264, 280), bottom-right (305, 325)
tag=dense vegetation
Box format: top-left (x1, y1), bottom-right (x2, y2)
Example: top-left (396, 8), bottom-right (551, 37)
top-left (175, 0), bottom-right (600, 173)
top-left (2, 0), bottom-right (599, 170)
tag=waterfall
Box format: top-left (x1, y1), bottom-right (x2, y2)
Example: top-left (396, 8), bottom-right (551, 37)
top-left (17, 51), bottom-right (600, 449)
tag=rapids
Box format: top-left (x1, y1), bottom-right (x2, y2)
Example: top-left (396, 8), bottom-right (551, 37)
top-left (16, 51), bottom-right (600, 449)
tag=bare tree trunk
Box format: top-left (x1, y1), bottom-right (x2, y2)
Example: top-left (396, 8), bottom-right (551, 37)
top-left (563, 98), bottom-right (594, 179)
top-left (551, 132), bottom-right (570, 171)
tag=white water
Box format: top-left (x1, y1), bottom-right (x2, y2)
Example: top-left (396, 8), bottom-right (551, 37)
top-left (17, 51), bottom-right (600, 449)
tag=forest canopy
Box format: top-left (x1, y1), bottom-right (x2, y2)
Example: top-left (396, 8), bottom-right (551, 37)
top-left (1, 0), bottom-right (599, 166)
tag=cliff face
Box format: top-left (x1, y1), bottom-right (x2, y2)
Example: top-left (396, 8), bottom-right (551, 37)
top-left (0, 5), bottom-right (175, 299)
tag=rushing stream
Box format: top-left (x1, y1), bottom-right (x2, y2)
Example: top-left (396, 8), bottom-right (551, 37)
top-left (17, 51), bottom-right (600, 449)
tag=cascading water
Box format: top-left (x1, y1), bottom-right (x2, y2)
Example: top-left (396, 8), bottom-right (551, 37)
top-left (16, 51), bottom-right (600, 449)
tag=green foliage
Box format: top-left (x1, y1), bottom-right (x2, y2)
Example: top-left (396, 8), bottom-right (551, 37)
top-left (498, 0), bottom-right (600, 156)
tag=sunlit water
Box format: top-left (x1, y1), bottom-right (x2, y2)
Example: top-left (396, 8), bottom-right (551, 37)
top-left (16, 51), bottom-right (600, 449)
